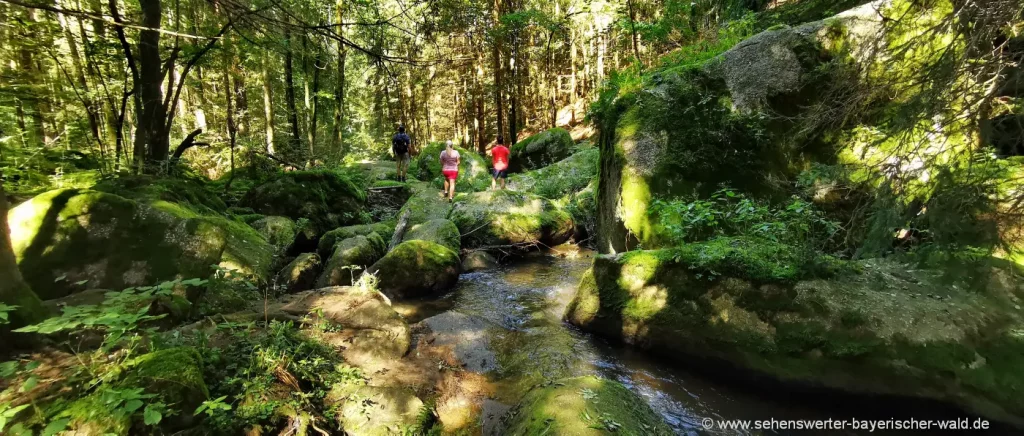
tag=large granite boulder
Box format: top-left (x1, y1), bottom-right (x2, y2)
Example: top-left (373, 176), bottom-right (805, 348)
top-left (275, 253), bottom-right (321, 293)
top-left (316, 234), bottom-right (386, 287)
top-left (318, 222), bottom-right (396, 259)
top-left (250, 215), bottom-right (296, 253)
top-left (240, 170), bottom-right (367, 234)
top-left (591, 2), bottom-right (890, 253)
top-left (366, 240), bottom-right (460, 299)
top-left (8, 189), bottom-right (274, 299)
top-left (449, 190), bottom-right (574, 250)
top-left (508, 148), bottom-right (598, 199)
top-left (402, 219), bottom-right (461, 253)
top-left (281, 287), bottom-right (411, 363)
top-left (565, 238), bottom-right (1024, 426)
top-left (508, 128), bottom-right (574, 173)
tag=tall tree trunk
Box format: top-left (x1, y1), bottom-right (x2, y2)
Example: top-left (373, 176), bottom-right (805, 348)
top-left (331, 0), bottom-right (347, 156)
top-left (233, 50), bottom-right (249, 137)
top-left (224, 56), bottom-right (238, 189)
top-left (135, 0), bottom-right (169, 169)
top-left (308, 53), bottom-right (321, 157)
top-left (284, 26), bottom-right (302, 156)
top-left (491, 0), bottom-right (505, 142)
top-left (17, 11), bottom-right (48, 146)
top-left (58, 11), bottom-right (104, 154)
top-left (0, 176), bottom-right (47, 334)
top-left (262, 56), bottom-right (276, 155)
top-left (626, 0), bottom-right (641, 63)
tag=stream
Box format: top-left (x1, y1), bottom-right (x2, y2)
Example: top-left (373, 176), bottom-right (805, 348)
top-left (393, 246), bottom-right (1002, 435)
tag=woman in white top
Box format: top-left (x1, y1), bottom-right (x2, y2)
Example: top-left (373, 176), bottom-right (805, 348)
top-left (439, 140), bottom-right (461, 202)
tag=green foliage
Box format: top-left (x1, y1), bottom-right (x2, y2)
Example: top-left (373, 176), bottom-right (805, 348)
top-left (93, 174), bottom-right (228, 215)
top-left (197, 265), bottom-right (261, 316)
top-left (650, 188), bottom-right (841, 251)
top-left (754, 0), bottom-right (870, 30)
top-left (240, 169), bottom-right (369, 233)
top-left (1, 278), bottom-right (217, 433)
top-left (197, 320), bottom-right (362, 432)
top-left (0, 303), bottom-right (17, 325)
top-left (16, 278), bottom-right (205, 351)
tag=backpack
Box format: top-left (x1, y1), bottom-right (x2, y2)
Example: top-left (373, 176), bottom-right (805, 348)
top-left (392, 133), bottom-right (410, 154)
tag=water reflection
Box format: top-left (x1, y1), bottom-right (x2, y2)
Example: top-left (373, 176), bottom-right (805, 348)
top-left (398, 248), bottom-right (1004, 435)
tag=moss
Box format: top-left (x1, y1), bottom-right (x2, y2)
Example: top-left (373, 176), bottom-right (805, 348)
top-left (240, 170), bottom-right (368, 233)
top-left (620, 237), bottom-right (845, 285)
top-left (366, 240), bottom-right (460, 299)
top-left (317, 221), bottom-right (396, 259)
top-left (502, 376), bottom-right (672, 436)
top-left (94, 175), bottom-right (227, 215)
top-left (366, 232), bottom-right (386, 255)
top-left (566, 248), bottom-right (1024, 424)
top-left (449, 190), bottom-right (574, 250)
top-left (8, 189), bottom-right (275, 299)
top-left (399, 187), bottom-right (453, 227)
top-left (250, 216), bottom-right (297, 252)
top-left (509, 148), bottom-right (598, 199)
top-left (371, 180), bottom-right (406, 188)
top-left (125, 347), bottom-right (209, 411)
top-left (317, 235), bottom-right (384, 287)
top-left (235, 213), bottom-right (266, 224)
top-left (402, 219), bottom-right (461, 253)
top-left (227, 206), bottom-right (256, 215)
top-left (276, 253), bottom-right (321, 293)
top-left (61, 392), bottom-right (132, 435)
top-left (508, 128), bottom-right (574, 173)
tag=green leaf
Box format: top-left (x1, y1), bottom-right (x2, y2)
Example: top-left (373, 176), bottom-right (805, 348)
top-left (24, 361), bottom-right (40, 371)
top-left (74, 280), bottom-right (89, 286)
top-left (143, 406), bottom-right (162, 425)
top-left (0, 361), bottom-right (19, 378)
top-left (19, 376), bottom-right (38, 392)
top-left (41, 418), bottom-right (71, 436)
top-left (54, 274), bottom-right (68, 282)
top-left (123, 399), bottom-right (144, 413)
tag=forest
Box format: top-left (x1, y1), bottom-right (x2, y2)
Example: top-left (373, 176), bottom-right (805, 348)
top-left (1, 0), bottom-right (1023, 434)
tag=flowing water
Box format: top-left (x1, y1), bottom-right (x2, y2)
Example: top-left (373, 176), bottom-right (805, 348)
top-left (394, 246), bottom-right (1003, 435)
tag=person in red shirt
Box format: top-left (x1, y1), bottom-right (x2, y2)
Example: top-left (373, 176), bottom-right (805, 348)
top-left (490, 136), bottom-right (511, 190)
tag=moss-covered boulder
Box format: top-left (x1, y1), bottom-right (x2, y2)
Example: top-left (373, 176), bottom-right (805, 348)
top-left (276, 253), bottom-right (321, 293)
top-left (590, 4), bottom-right (887, 253)
top-left (462, 251), bottom-right (498, 273)
top-left (317, 221), bottom-right (396, 260)
top-left (61, 392), bottom-right (131, 435)
top-left (240, 170), bottom-right (368, 234)
top-left (366, 240), bottom-right (460, 299)
top-left (403, 219), bottom-right (461, 253)
top-left (566, 242), bottom-right (1024, 426)
top-left (93, 175), bottom-right (228, 215)
top-left (565, 180), bottom-right (597, 243)
top-left (316, 234), bottom-right (386, 287)
top-left (124, 347), bottom-right (209, 428)
top-left (449, 190), bottom-right (574, 250)
top-left (8, 189), bottom-right (274, 299)
top-left (508, 128), bottom-right (574, 173)
top-left (501, 376), bottom-right (672, 435)
top-left (399, 183), bottom-right (453, 226)
top-left (509, 148), bottom-right (598, 199)
top-left (325, 385), bottom-right (424, 436)
top-left (250, 215), bottom-right (296, 253)
top-left (282, 287), bottom-right (411, 363)
top-left (416, 142), bottom-right (492, 192)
